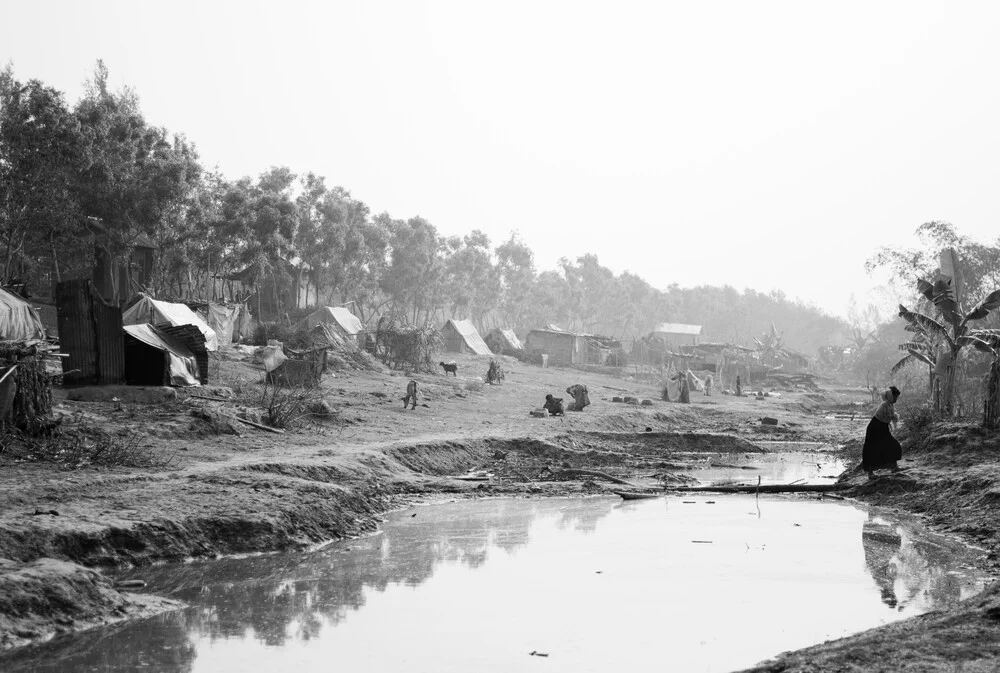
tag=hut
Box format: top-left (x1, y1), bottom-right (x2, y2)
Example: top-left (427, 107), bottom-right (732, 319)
top-left (296, 306), bottom-right (365, 346)
top-left (123, 324), bottom-right (201, 386)
top-left (651, 323), bottom-right (702, 349)
top-left (484, 328), bottom-right (523, 354)
top-left (0, 288), bottom-right (46, 341)
top-left (123, 294), bottom-right (219, 351)
top-left (441, 319), bottom-right (493, 356)
top-left (524, 327), bottom-right (589, 366)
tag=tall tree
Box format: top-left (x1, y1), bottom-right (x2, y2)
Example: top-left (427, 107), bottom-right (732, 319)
top-left (0, 69), bottom-right (86, 287)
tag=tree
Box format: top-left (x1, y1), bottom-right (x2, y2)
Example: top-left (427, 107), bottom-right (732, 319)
top-left (495, 233), bottom-right (535, 328)
top-left (0, 69), bottom-right (87, 287)
top-left (75, 61), bottom-right (201, 303)
top-left (897, 257), bottom-right (1000, 414)
top-left (381, 216), bottom-right (443, 325)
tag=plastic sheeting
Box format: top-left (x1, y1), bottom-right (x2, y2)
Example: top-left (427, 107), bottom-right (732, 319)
top-left (123, 324), bottom-right (201, 386)
top-left (0, 288), bottom-right (46, 341)
top-left (295, 306), bottom-right (363, 336)
top-left (123, 294), bottom-right (218, 351)
top-left (262, 340), bottom-right (287, 373)
top-left (204, 303), bottom-right (238, 345)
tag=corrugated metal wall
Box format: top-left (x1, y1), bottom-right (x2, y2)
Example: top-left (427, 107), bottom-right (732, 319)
top-left (92, 292), bottom-right (124, 384)
top-left (56, 280), bottom-right (97, 384)
top-left (55, 279), bottom-right (124, 385)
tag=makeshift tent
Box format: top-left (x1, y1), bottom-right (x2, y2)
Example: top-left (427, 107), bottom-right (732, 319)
top-left (485, 328), bottom-right (523, 353)
top-left (295, 306), bottom-right (364, 343)
top-left (123, 294), bottom-right (218, 351)
top-left (0, 288), bottom-right (46, 341)
top-left (441, 319), bottom-right (493, 356)
top-left (123, 324), bottom-right (200, 386)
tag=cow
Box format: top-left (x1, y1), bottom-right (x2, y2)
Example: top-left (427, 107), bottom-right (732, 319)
top-left (439, 361), bottom-right (458, 376)
top-left (402, 380), bottom-right (418, 409)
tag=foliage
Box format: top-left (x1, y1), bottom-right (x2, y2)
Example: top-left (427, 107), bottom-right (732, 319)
top-left (2, 61), bottom-right (855, 361)
top-left (484, 359), bottom-right (505, 385)
top-left (897, 258), bottom-right (1000, 414)
top-left (257, 381), bottom-right (327, 430)
top-left (0, 430), bottom-right (173, 469)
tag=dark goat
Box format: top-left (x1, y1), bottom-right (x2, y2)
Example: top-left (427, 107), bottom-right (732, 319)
top-left (440, 361), bottom-right (458, 376)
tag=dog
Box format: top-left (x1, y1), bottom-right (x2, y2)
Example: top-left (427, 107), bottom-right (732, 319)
top-left (439, 361), bottom-right (458, 376)
top-left (402, 380), bottom-right (418, 409)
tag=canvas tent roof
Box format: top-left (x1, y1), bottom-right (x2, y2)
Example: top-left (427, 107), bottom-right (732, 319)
top-left (0, 288), bottom-right (46, 341)
top-left (295, 306), bottom-right (364, 335)
top-left (124, 324), bottom-right (201, 386)
top-left (652, 323), bottom-right (703, 336)
top-left (444, 319), bottom-right (493, 355)
top-left (123, 294), bottom-right (218, 351)
top-left (489, 328), bottom-right (523, 350)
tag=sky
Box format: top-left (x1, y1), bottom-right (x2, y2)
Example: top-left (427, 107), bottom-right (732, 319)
top-left (3, 0), bottom-right (1000, 320)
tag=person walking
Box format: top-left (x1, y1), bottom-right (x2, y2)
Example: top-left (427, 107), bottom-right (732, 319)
top-left (861, 386), bottom-right (903, 480)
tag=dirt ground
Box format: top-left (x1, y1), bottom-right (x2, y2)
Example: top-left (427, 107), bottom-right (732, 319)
top-left (1, 349), bottom-right (999, 671)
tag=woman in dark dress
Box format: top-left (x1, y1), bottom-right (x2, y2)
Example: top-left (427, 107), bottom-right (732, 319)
top-left (862, 386), bottom-right (902, 480)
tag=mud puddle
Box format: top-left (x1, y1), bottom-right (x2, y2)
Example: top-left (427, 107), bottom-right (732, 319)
top-left (1, 494), bottom-right (990, 673)
top-left (689, 450), bottom-right (847, 486)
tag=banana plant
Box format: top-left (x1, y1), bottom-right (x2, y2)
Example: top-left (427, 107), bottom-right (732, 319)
top-left (898, 278), bottom-right (1000, 414)
top-left (967, 330), bottom-right (1000, 428)
top-left (890, 331), bottom-right (937, 393)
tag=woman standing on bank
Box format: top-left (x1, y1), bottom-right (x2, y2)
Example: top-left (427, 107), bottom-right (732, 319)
top-left (862, 386), bottom-right (902, 480)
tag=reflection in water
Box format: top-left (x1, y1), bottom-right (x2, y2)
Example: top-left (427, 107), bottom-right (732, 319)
top-left (0, 496), bottom-right (989, 673)
top-left (864, 515), bottom-right (902, 608)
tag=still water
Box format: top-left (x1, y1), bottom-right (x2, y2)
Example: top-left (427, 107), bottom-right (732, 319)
top-left (1, 494), bottom-right (989, 673)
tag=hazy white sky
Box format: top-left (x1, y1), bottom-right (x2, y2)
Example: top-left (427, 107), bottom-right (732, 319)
top-left (4, 0), bottom-right (999, 319)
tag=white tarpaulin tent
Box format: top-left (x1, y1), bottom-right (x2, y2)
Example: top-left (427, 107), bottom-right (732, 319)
top-left (295, 306), bottom-right (364, 339)
top-left (124, 294), bottom-right (218, 351)
top-left (123, 324), bottom-right (201, 386)
top-left (0, 288), bottom-right (46, 341)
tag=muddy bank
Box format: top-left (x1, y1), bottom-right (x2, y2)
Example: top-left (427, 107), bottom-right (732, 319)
top-left (0, 558), bottom-right (179, 650)
top-left (0, 429), bottom-right (756, 651)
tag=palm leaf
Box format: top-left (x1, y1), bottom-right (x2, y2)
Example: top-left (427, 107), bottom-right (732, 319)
top-left (898, 305), bottom-right (948, 339)
top-left (890, 354), bottom-right (914, 376)
top-left (957, 335), bottom-right (998, 356)
top-left (970, 329), bottom-right (1000, 349)
top-left (962, 289), bottom-right (1000, 324)
top-left (917, 277), bottom-right (961, 326)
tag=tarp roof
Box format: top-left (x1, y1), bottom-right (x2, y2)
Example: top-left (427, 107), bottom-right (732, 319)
top-left (295, 306), bottom-right (364, 335)
top-left (489, 328), bottom-right (523, 350)
top-left (123, 294), bottom-right (218, 351)
top-left (123, 324), bottom-right (200, 386)
top-left (0, 288), bottom-right (46, 341)
top-left (653, 323), bottom-right (703, 336)
top-left (444, 319), bottom-right (493, 355)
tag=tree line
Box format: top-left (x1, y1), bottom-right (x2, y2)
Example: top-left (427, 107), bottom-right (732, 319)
top-left (1, 62), bottom-right (848, 355)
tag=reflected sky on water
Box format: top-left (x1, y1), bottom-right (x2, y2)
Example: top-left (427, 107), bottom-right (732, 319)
top-left (0, 495), bottom-right (990, 673)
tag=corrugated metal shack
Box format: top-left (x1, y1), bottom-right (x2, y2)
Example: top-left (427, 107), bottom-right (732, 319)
top-left (524, 327), bottom-right (589, 366)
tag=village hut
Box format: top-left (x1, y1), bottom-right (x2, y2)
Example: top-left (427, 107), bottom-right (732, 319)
top-left (0, 288), bottom-right (46, 341)
top-left (296, 306), bottom-right (366, 346)
top-left (651, 323), bottom-right (702, 348)
top-left (484, 328), bottom-right (523, 354)
top-left (123, 294), bottom-right (219, 351)
top-left (524, 327), bottom-right (589, 366)
top-left (441, 319), bottom-right (493, 355)
top-left (123, 324), bottom-right (201, 386)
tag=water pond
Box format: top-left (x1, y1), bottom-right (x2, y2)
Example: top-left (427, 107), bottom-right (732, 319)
top-left (1, 491), bottom-right (990, 673)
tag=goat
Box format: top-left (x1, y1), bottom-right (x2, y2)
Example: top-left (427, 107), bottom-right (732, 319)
top-left (439, 361), bottom-right (458, 376)
top-left (402, 380), bottom-right (418, 409)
